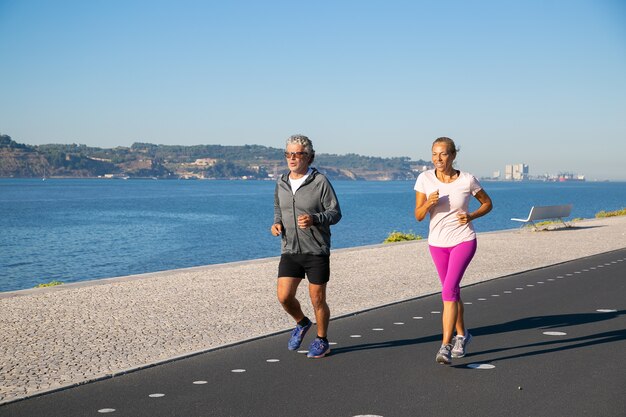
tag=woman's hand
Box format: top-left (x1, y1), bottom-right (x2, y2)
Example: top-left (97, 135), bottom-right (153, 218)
top-left (457, 212), bottom-right (472, 225)
top-left (427, 190), bottom-right (439, 208)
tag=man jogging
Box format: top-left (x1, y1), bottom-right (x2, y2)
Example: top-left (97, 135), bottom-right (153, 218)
top-left (271, 134), bottom-right (342, 358)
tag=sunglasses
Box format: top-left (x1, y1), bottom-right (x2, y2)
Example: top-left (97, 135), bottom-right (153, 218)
top-left (284, 151), bottom-right (309, 159)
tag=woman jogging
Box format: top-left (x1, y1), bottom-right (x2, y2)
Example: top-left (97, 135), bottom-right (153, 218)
top-left (414, 137), bottom-right (493, 364)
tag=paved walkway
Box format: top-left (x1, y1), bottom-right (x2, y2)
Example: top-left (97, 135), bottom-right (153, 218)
top-left (1, 216), bottom-right (626, 405)
top-left (3, 248), bottom-right (625, 416)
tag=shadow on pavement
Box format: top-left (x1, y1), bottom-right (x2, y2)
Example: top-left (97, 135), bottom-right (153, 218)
top-left (330, 310), bottom-right (624, 358)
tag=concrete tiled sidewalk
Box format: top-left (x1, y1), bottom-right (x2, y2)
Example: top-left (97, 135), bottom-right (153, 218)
top-left (1, 216), bottom-right (625, 405)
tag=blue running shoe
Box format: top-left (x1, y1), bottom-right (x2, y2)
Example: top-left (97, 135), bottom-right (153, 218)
top-left (307, 338), bottom-right (330, 358)
top-left (287, 321), bottom-right (312, 351)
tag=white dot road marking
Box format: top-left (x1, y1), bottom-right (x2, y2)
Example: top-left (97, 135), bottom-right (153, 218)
top-left (329, 342), bottom-right (338, 345)
top-left (503, 291), bottom-right (512, 294)
top-left (464, 302), bottom-right (473, 304)
top-left (543, 331), bottom-right (567, 336)
top-left (597, 309), bottom-right (617, 313)
top-left (431, 311), bottom-right (441, 314)
top-left (467, 363), bottom-right (495, 370)
top-left (547, 279), bottom-right (555, 281)
top-left (478, 298), bottom-right (487, 301)
top-left (413, 316), bottom-right (424, 319)
top-left (266, 359), bottom-right (280, 363)
top-left (515, 288), bottom-right (523, 290)
top-left (556, 276), bottom-right (564, 278)
top-left (352, 415), bottom-right (384, 417)
top-left (582, 269), bottom-right (589, 271)
top-left (574, 271), bottom-right (581, 274)
top-left (537, 282), bottom-right (545, 284)
top-left (193, 381), bottom-right (208, 385)
top-left (98, 409), bottom-right (116, 414)
top-left (526, 284), bottom-right (534, 287)
top-left (393, 322), bottom-right (405, 325)
top-left (491, 294), bottom-right (500, 297)
top-left (231, 369), bottom-right (246, 373)
top-left (297, 350), bottom-right (308, 354)
top-left (350, 335), bottom-right (362, 338)
top-left (149, 393), bottom-right (165, 398)
top-left (372, 328), bottom-right (384, 331)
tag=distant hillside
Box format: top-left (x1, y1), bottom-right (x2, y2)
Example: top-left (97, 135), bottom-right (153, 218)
top-left (0, 134), bottom-right (432, 180)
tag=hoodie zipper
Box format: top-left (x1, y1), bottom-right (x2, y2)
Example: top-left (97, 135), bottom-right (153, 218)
top-left (284, 171), bottom-right (316, 254)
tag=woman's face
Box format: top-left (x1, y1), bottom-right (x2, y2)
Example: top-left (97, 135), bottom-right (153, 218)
top-left (432, 143), bottom-right (455, 173)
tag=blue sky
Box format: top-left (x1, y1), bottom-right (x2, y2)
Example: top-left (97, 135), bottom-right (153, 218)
top-left (1, 0), bottom-right (625, 180)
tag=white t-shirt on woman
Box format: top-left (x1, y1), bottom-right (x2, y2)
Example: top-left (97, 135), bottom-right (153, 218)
top-left (414, 169), bottom-right (483, 247)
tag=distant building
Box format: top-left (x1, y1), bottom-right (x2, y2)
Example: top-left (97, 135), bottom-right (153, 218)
top-left (193, 158), bottom-right (217, 167)
top-left (505, 164), bottom-right (528, 181)
top-left (492, 170), bottom-right (501, 180)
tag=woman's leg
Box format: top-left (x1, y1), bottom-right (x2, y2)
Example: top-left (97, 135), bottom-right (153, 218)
top-left (431, 240), bottom-right (477, 344)
top-left (444, 240), bottom-right (477, 337)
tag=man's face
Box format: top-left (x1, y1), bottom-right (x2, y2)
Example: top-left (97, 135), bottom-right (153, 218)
top-left (285, 144), bottom-right (310, 175)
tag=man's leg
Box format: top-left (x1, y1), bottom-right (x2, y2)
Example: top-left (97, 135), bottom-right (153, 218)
top-left (277, 277), bottom-right (304, 322)
top-left (308, 283), bottom-right (329, 338)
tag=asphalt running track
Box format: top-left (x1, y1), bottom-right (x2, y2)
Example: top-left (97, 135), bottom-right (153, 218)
top-left (2, 249), bottom-right (625, 417)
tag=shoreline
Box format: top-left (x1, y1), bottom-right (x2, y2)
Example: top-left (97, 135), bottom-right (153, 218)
top-left (1, 216), bottom-right (626, 404)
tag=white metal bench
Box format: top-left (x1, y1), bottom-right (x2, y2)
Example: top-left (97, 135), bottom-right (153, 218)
top-left (511, 204), bottom-right (573, 229)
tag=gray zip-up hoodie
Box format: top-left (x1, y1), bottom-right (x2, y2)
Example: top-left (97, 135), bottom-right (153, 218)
top-left (274, 168), bottom-right (342, 255)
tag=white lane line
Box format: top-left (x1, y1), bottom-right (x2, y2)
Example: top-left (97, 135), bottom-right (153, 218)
top-left (350, 335), bottom-right (362, 338)
top-left (431, 311), bottom-right (441, 314)
top-left (231, 369), bottom-right (246, 373)
top-left (467, 363), bottom-right (495, 370)
top-left (329, 342), bottom-right (338, 345)
top-left (478, 298), bottom-right (487, 301)
top-left (526, 284), bottom-right (534, 287)
top-left (491, 294), bottom-right (500, 297)
top-left (98, 409), bottom-right (116, 413)
top-left (413, 316), bottom-right (424, 319)
top-left (193, 381), bottom-right (208, 385)
top-left (556, 276), bottom-right (564, 279)
top-left (372, 328), bottom-right (385, 331)
top-left (515, 288), bottom-right (524, 290)
top-left (503, 291), bottom-right (512, 294)
top-left (597, 309), bottom-right (617, 313)
top-left (543, 331), bottom-right (567, 336)
top-left (547, 279), bottom-right (555, 281)
top-left (574, 271), bottom-right (581, 274)
top-left (537, 282), bottom-right (545, 284)
top-left (149, 393), bottom-right (165, 398)
top-left (297, 350), bottom-right (308, 354)
top-left (464, 302), bottom-right (473, 305)
top-left (266, 359), bottom-right (280, 363)
top-left (393, 322), bottom-right (405, 325)
top-left (352, 415), bottom-right (384, 417)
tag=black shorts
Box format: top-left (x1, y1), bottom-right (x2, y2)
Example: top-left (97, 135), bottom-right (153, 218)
top-left (278, 254), bottom-right (330, 285)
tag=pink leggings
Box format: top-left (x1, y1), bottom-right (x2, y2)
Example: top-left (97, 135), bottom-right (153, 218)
top-left (429, 239), bottom-right (477, 302)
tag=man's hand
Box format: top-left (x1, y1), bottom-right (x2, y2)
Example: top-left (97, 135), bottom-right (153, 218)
top-left (297, 214), bottom-right (313, 229)
top-left (271, 223), bottom-right (283, 236)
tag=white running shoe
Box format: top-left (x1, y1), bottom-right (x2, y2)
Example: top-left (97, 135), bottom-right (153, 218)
top-left (451, 331), bottom-right (472, 358)
top-left (436, 343), bottom-right (452, 365)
